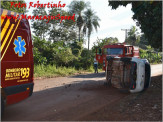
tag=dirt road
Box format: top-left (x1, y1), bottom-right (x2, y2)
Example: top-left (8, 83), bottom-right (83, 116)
top-left (151, 64), bottom-right (162, 76)
top-left (2, 64), bottom-right (162, 121)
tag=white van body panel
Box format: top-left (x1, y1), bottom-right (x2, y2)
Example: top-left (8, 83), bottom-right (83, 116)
top-left (130, 57), bottom-right (145, 93)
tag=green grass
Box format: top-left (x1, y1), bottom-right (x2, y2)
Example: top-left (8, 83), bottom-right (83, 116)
top-left (34, 64), bottom-right (98, 78)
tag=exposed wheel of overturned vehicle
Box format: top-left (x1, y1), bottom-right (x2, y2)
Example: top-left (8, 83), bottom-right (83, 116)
top-left (144, 62), bottom-right (151, 89)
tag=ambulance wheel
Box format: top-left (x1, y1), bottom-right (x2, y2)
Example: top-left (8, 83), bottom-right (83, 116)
top-left (1, 96), bottom-right (5, 117)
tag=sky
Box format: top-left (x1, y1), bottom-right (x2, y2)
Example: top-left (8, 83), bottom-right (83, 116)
top-left (25, 0), bottom-right (141, 48)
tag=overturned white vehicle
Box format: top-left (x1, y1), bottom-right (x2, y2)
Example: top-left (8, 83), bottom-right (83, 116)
top-left (106, 56), bottom-right (151, 93)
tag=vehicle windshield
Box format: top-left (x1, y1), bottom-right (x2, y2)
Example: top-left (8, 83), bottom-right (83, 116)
top-left (107, 48), bottom-right (123, 55)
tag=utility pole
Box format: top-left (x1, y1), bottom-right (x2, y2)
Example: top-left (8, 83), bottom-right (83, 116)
top-left (121, 29), bottom-right (130, 42)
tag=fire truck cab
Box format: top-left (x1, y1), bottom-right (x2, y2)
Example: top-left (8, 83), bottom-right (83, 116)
top-left (96, 43), bottom-right (139, 70)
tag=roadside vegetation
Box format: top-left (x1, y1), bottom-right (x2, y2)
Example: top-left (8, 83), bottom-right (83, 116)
top-left (34, 65), bottom-right (95, 78)
top-left (140, 47), bottom-right (162, 64)
top-left (32, 0), bottom-right (101, 78)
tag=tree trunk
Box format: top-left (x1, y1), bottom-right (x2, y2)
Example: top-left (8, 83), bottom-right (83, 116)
top-left (43, 33), bottom-right (45, 40)
top-left (79, 28), bottom-right (81, 42)
top-left (88, 36), bottom-right (90, 51)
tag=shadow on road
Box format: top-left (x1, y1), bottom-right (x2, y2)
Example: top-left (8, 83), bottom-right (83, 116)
top-left (2, 77), bottom-right (125, 121)
top-left (70, 72), bottom-right (105, 78)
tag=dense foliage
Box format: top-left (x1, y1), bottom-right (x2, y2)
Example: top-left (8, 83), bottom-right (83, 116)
top-left (140, 46), bottom-right (162, 63)
top-left (31, 0), bottom-right (102, 71)
top-left (33, 35), bottom-right (94, 70)
top-left (108, 1), bottom-right (162, 51)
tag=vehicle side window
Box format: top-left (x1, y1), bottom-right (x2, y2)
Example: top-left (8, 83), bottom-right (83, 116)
top-left (125, 47), bottom-right (133, 55)
top-left (125, 47), bottom-right (127, 54)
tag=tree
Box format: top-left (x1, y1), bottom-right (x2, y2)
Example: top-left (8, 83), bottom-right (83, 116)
top-left (68, 0), bottom-right (89, 42)
top-left (92, 37), bottom-right (119, 52)
top-left (1, 1), bottom-right (27, 13)
top-left (33, 36), bottom-right (76, 66)
top-left (108, 1), bottom-right (162, 51)
top-left (126, 26), bottom-right (140, 45)
top-left (139, 34), bottom-right (149, 49)
top-left (48, 8), bottom-right (77, 43)
top-left (70, 41), bottom-right (83, 57)
top-left (83, 9), bottom-right (100, 50)
top-left (32, 7), bottom-right (50, 40)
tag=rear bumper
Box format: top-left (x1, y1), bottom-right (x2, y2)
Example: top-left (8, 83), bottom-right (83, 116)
top-left (3, 83), bottom-right (34, 105)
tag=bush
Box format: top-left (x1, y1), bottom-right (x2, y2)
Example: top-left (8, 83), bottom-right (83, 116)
top-left (140, 48), bottom-right (162, 63)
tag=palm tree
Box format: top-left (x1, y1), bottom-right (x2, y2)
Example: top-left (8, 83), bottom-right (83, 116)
top-left (68, 0), bottom-right (89, 42)
top-left (76, 13), bottom-right (84, 42)
top-left (83, 9), bottom-right (100, 50)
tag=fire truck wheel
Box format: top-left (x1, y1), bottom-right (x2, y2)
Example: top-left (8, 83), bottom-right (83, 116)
top-left (1, 96), bottom-right (5, 117)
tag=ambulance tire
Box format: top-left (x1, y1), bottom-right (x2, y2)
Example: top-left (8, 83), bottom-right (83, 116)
top-left (1, 96), bottom-right (4, 117)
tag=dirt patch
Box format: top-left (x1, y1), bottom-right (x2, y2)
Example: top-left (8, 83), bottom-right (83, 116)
top-left (80, 75), bottom-right (162, 121)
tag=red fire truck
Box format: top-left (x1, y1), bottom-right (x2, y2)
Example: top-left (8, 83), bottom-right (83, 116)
top-left (95, 43), bottom-right (151, 93)
top-left (96, 43), bottom-right (140, 70)
top-left (1, 9), bottom-right (34, 116)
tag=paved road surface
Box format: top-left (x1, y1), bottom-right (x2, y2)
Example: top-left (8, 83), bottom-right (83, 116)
top-left (151, 64), bottom-right (162, 76)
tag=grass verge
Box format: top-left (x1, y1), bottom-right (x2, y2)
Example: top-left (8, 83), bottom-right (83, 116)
top-left (34, 65), bottom-right (100, 78)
